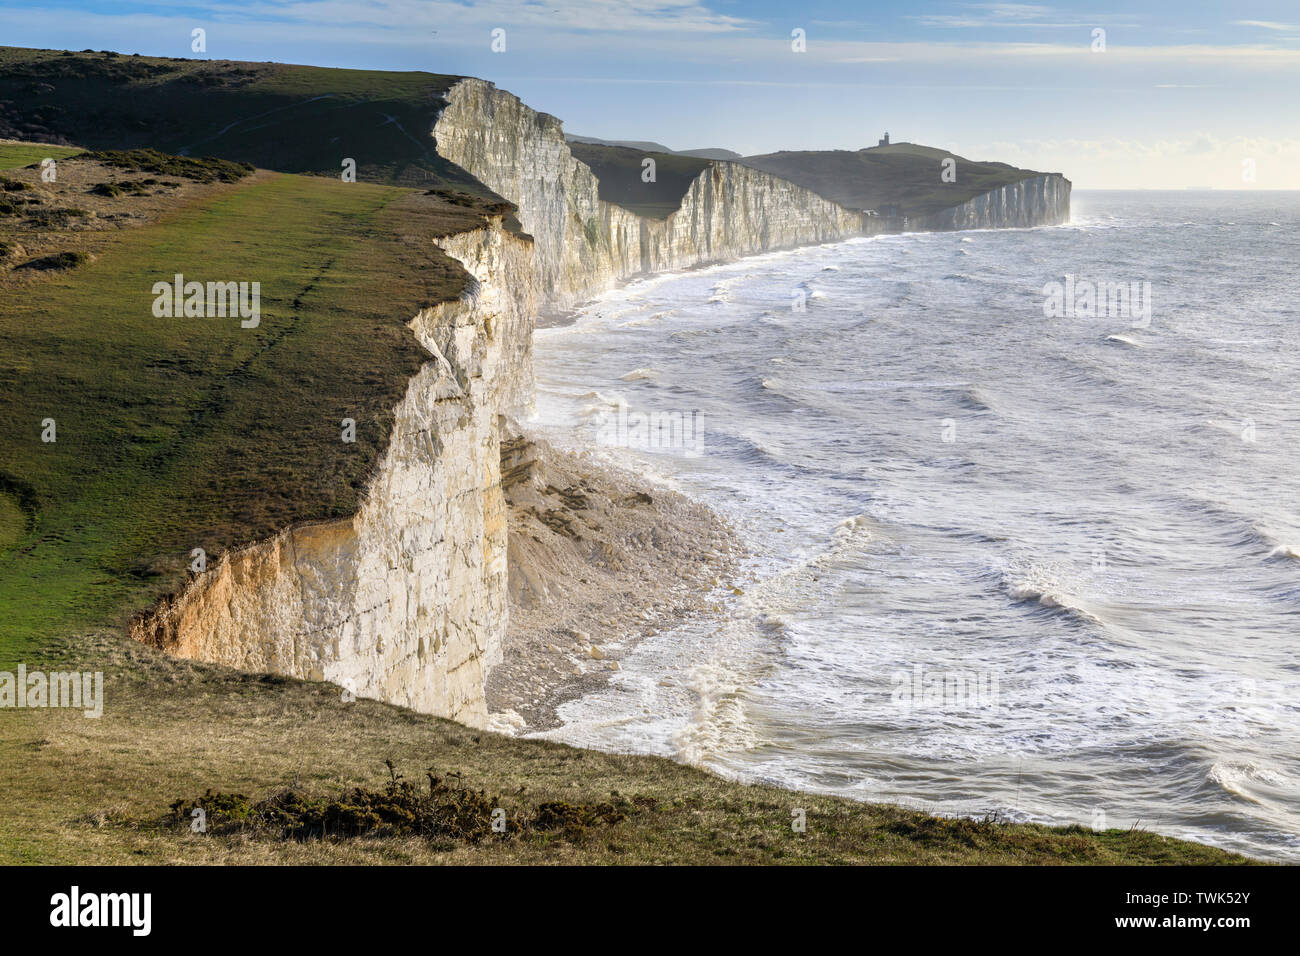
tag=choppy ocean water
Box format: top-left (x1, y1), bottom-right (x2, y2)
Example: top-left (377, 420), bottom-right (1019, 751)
top-left (528, 190), bottom-right (1300, 861)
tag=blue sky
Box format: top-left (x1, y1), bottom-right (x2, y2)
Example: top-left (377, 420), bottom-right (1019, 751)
top-left (3, 1), bottom-right (1299, 187)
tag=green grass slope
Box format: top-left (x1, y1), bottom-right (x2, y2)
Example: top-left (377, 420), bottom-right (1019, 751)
top-left (568, 141), bottom-right (711, 219)
top-left (0, 46), bottom-right (495, 195)
top-left (740, 142), bottom-right (1051, 219)
top-left (566, 133), bottom-right (740, 160)
top-left (0, 155), bottom-right (493, 664)
top-left (0, 641), bottom-right (1259, 865)
top-left (0, 141), bottom-right (81, 169)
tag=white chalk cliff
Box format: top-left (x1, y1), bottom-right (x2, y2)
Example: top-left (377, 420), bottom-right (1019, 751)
top-left (909, 173), bottom-right (1070, 231)
top-left (432, 78), bottom-right (873, 312)
top-left (132, 218), bottom-right (534, 728)
top-left (133, 76), bottom-right (1070, 726)
top-left (432, 79), bottom-right (1070, 311)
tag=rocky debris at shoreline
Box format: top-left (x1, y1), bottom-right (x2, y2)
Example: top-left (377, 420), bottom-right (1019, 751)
top-left (487, 429), bottom-right (741, 733)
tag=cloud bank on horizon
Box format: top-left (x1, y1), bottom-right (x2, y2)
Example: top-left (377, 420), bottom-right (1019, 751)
top-left (2, 0), bottom-right (1298, 188)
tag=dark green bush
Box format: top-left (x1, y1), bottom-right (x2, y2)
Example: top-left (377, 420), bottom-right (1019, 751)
top-left (78, 148), bottom-right (254, 183)
top-left (16, 250), bottom-right (87, 270)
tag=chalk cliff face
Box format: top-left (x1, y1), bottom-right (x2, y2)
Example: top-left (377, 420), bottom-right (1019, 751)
top-left (432, 78), bottom-right (1071, 313)
top-left (433, 78), bottom-right (870, 312)
top-left (132, 217), bottom-right (535, 728)
top-left (911, 173), bottom-right (1071, 231)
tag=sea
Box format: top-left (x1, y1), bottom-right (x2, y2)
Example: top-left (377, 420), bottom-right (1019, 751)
top-left (527, 190), bottom-right (1300, 862)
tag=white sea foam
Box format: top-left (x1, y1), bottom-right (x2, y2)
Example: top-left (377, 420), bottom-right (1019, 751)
top-left (619, 367), bottom-right (658, 381)
top-left (1208, 760), bottom-right (1294, 802)
top-left (1104, 333), bottom-right (1144, 348)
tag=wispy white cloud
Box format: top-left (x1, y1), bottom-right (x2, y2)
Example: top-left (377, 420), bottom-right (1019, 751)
top-left (979, 3), bottom-right (1055, 19)
top-left (240, 0), bottom-right (754, 34)
top-left (910, 2), bottom-right (1137, 30)
top-left (1233, 20), bottom-right (1300, 34)
top-left (819, 40), bottom-right (1300, 64)
top-left (221, 3), bottom-right (1297, 68)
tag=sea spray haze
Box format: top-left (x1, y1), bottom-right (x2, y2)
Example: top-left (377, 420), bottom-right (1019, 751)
top-left (530, 190), bottom-right (1300, 862)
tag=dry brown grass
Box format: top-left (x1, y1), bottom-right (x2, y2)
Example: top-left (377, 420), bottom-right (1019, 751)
top-left (0, 153), bottom-right (231, 285)
top-left (0, 631), bottom-right (1258, 866)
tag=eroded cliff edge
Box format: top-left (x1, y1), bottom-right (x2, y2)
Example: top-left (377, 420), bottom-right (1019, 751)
top-left (132, 217), bottom-right (535, 728)
top-left (910, 173), bottom-right (1070, 231)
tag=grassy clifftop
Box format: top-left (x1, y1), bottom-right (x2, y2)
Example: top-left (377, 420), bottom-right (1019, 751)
top-left (0, 141), bottom-right (82, 170)
top-left (0, 147), bottom-right (498, 664)
top-left (567, 133), bottom-right (741, 160)
top-left (568, 141), bottom-right (711, 219)
top-left (567, 137), bottom-right (1053, 223)
top-left (0, 46), bottom-right (494, 195)
top-left (740, 142), bottom-right (1052, 218)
